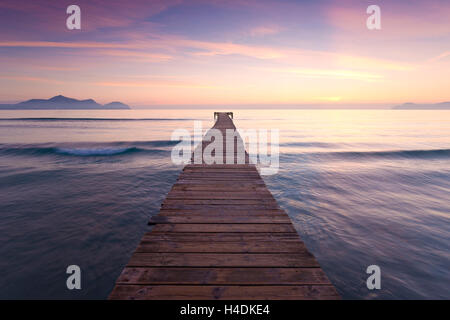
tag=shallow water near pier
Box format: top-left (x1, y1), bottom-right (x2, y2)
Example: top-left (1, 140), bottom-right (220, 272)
top-left (0, 109), bottom-right (448, 299)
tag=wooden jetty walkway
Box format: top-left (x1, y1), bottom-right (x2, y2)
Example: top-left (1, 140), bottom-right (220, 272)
top-left (109, 112), bottom-right (340, 300)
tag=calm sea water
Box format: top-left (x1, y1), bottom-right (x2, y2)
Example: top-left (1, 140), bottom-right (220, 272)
top-left (0, 109), bottom-right (448, 299)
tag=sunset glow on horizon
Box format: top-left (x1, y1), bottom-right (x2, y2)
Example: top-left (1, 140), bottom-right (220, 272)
top-left (0, 0), bottom-right (449, 107)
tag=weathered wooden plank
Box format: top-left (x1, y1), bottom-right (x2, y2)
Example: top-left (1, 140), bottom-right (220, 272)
top-left (136, 241), bottom-right (306, 253)
top-left (152, 223), bottom-right (296, 233)
top-left (166, 192), bottom-right (274, 200)
top-left (168, 190), bottom-right (272, 195)
top-left (171, 185), bottom-right (269, 192)
top-left (185, 164), bottom-right (256, 169)
top-left (177, 178), bottom-right (261, 182)
top-left (127, 253), bottom-right (319, 267)
top-left (173, 182), bottom-right (267, 187)
top-left (162, 200), bottom-right (279, 207)
top-left (183, 165), bottom-right (255, 169)
top-left (109, 285), bottom-right (340, 300)
top-left (116, 267), bottom-right (331, 285)
top-left (149, 215), bottom-right (291, 224)
top-left (142, 232), bottom-right (301, 242)
top-left (158, 209), bottom-right (287, 215)
top-left (162, 199), bottom-right (277, 205)
top-left (181, 170), bottom-right (260, 174)
top-left (179, 172), bottom-right (259, 177)
top-left (179, 173), bottom-right (261, 178)
top-left (174, 179), bottom-right (266, 185)
top-left (182, 170), bottom-right (259, 174)
top-left (161, 205), bottom-right (281, 211)
top-left (179, 175), bottom-right (260, 179)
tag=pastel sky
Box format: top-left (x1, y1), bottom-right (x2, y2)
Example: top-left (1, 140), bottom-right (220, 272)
top-left (0, 0), bottom-right (449, 107)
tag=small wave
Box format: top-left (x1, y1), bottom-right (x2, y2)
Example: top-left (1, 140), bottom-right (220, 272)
top-left (55, 147), bottom-right (137, 156)
top-left (280, 142), bottom-right (337, 148)
top-left (291, 148), bottom-right (450, 160)
top-left (334, 149), bottom-right (450, 159)
top-left (133, 140), bottom-right (180, 147)
top-left (0, 141), bottom-right (178, 157)
top-left (0, 146), bottom-right (145, 157)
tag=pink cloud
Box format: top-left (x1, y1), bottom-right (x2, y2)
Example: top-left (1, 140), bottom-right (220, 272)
top-left (94, 80), bottom-right (215, 89)
top-left (428, 51), bottom-right (450, 63)
top-left (0, 75), bottom-right (64, 84)
top-left (95, 50), bottom-right (173, 62)
top-left (0, 41), bottom-right (131, 48)
top-left (248, 25), bottom-right (283, 37)
top-left (0, 35), bottom-right (416, 71)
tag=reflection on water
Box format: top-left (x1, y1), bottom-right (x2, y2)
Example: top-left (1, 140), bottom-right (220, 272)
top-left (0, 109), bottom-right (449, 299)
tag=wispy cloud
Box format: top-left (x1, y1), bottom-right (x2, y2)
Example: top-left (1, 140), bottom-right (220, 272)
top-left (0, 37), bottom-right (419, 72)
top-left (265, 67), bottom-right (383, 81)
top-left (0, 41), bottom-right (131, 49)
top-left (248, 25), bottom-right (283, 37)
top-left (428, 51), bottom-right (450, 63)
top-left (94, 80), bottom-right (216, 89)
top-left (316, 96), bottom-right (342, 102)
top-left (0, 75), bottom-right (64, 84)
top-left (99, 50), bottom-right (173, 62)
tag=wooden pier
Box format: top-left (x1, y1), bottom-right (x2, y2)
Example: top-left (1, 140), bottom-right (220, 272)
top-left (109, 112), bottom-right (340, 300)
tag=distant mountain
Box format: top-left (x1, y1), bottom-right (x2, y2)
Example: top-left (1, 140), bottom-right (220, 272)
top-left (103, 101), bottom-right (130, 109)
top-left (392, 102), bottom-right (450, 110)
top-left (0, 95), bottom-right (130, 109)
